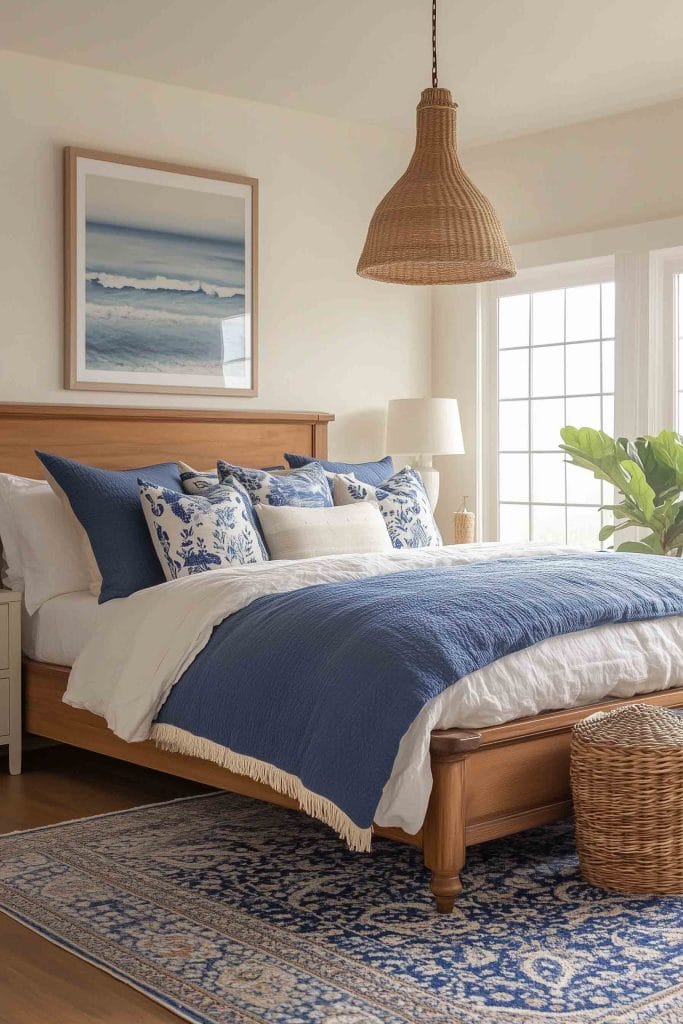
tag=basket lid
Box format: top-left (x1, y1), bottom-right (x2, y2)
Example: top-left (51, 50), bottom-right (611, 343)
top-left (574, 703), bottom-right (683, 750)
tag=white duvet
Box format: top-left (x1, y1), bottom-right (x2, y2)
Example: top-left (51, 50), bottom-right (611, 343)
top-left (65, 542), bottom-right (683, 836)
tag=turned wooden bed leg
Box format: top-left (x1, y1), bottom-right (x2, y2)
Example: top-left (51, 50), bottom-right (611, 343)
top-left (423, 728), bottom-right (481, 913)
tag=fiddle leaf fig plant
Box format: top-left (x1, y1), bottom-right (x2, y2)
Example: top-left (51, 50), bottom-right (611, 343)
top-left (559, 427), bottom-right (683, 556)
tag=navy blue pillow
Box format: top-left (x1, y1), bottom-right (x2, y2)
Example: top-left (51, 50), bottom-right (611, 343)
top-left (36, 451), bottom-right (182, 603)
top-left (284, 453), bottom-right (394, 486)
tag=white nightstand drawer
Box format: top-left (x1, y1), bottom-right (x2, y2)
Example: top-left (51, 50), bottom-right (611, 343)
top-left (0, 605), bottom-right (8, 672)
top-left (0, 594), bottom-right (20, 774)
top-left (0, 675), bottom-right (9, 735)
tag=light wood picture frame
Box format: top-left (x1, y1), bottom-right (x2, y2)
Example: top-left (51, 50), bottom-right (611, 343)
top-left (64, 147), bottom-right (258, 396)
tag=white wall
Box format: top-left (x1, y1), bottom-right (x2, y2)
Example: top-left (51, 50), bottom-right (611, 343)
top-left (434, 97), bottom-right (683, 537)
top-left (0, 50), bottom-right (431, 460)
top-left (432, 284), bottom-right (480, 537)
top-left (8, 49), bottom-right (683, 537)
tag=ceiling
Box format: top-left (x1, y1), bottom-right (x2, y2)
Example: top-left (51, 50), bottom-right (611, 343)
top-left (3, 0), bottom-right (683, 147)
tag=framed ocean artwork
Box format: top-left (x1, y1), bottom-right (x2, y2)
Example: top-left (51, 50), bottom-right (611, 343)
top-left (64, 148), bottom-right (258, 396)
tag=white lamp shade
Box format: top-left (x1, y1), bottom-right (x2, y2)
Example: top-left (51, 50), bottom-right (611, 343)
top-left (386, 398), bottom-right (465, 456)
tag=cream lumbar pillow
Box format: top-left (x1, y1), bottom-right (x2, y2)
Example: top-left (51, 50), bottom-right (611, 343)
top-left (255, 502), bottom-right (392, 561)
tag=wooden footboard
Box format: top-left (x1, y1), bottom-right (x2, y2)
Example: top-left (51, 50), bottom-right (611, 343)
top-left (23, 657), bottom-right (683, 912)
top-left (422, 686), bottom-right (683, 911)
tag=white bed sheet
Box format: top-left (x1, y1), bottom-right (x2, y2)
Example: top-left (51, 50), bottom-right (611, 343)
top-left (22, 590), bottom-right (101, 666)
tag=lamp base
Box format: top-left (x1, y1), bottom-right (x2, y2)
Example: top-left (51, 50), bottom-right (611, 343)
top-left (413, 458), bottom-right (439, 511)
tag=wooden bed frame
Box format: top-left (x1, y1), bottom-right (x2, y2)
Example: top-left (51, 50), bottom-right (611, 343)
top-left (4, 402), bottom-right (683, 913)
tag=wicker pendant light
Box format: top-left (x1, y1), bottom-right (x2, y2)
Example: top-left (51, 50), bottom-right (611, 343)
top-left (357, 0), bottom-right (516, 285)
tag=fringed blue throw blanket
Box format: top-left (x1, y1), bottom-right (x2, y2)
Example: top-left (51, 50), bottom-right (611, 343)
top-left (155, 553), bottom-right (683, 844)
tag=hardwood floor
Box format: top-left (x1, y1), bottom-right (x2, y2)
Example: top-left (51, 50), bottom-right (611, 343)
top-left (0, 744), bottom-right (210, 1024)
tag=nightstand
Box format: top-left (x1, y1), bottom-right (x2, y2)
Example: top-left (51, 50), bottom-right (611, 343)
top-left (0, 590), bottom-right (22, 775)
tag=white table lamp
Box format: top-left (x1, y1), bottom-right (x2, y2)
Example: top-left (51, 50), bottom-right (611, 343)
top-left (386, 397), bottom-right (464, 510)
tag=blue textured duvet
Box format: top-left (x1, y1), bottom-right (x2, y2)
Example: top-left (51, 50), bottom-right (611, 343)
top-left (156, 553), bottom-right (683, 831)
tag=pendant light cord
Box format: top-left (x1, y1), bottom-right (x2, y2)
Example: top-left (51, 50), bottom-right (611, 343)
top-left (432, 0), bottom-right (438, 88)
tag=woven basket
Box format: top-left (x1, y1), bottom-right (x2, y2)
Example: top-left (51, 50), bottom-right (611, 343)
top-left (570, 704), bottom-right (683, 894)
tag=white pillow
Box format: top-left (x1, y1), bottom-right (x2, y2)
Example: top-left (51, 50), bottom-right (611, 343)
top-left (333, 466), bottom-right (442, 549)
top-left (41, 468), bottom-right (103, 597)
top-left (0, 474), bottom-right (92, 613)
top-left (0, 549), bottom-right (14, 591)
top-left (139, 479), bottom-right (268, 580)
top-left (255, 503), bottom-right (392, 560)
top-left (0, 513), bottom-right (22, 592)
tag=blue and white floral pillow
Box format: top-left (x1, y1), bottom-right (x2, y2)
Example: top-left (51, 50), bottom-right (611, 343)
top-left (333, 466), bottom-right (442, 549)
top-left (217, 460), bottom-right (333, 509)
top-left (139, 479), bottom-right (267, 580)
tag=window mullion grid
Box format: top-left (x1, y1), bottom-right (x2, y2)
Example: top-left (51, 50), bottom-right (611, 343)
top-left (501, 392), bottom-right (604, 402)
top-left (502, 335), bottom-right (606, 352)
top-left (497, 278), bottom-right (618, 546)
top-left (501, 500), bottom-right (609, 508)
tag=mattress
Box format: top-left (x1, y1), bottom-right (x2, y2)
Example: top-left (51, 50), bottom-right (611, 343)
top-left (22, 591), bottom-right (100, 666)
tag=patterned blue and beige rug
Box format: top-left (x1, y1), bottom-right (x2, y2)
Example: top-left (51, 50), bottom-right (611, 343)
top-left (1, 791), bottom-right (682, 1023)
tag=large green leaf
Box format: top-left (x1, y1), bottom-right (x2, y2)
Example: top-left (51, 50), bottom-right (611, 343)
top-left (616, 540), bottom-right (658, 554)
top-left (618, 436), bottom-right (642, 467)
top-left (620, 460), bottom-right (656, 518)
top-left (645, 431), bottom-right (683, 486)
top-left (560, 427), bottom-right (629, 490)
top-left (641, 532), bottom-right (665, 554)
top-left (598, 521), bottom-right (631, 541)
top-left (635, 434), bottom-right (680, 500)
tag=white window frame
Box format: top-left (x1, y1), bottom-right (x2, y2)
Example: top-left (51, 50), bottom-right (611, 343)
top-left (480, 256), bottom-right (615, 542)
top-left (650, 245), bottom-right (683, 433)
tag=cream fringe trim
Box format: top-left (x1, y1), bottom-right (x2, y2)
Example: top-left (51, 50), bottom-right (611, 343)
top-left (150, 723), bottom-right (373, 853)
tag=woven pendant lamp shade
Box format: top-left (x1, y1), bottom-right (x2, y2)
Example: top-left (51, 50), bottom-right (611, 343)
top-left (357, 88), bottom-right (516, 285)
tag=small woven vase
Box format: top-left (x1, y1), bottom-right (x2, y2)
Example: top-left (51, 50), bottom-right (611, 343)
top-left (357, 88), bottom-right (516, 285)
top-left (453, 497), bottom-right (475, 544)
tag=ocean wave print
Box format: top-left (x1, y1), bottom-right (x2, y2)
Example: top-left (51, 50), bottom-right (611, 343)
top-left (86, 272), bottom-right (244, 299)
top-left (85, 302), bottom-right (245, 327)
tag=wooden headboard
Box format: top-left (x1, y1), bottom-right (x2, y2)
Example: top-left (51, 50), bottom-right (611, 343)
top-left (0, 403), bottom-right (334, 478)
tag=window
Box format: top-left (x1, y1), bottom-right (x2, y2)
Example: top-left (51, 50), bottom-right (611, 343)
top-left (490, 270), bottom-right (615, 547)
top-left (479, 232), bottom-right (683, 548)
